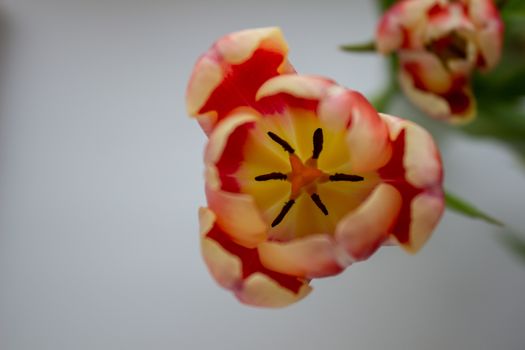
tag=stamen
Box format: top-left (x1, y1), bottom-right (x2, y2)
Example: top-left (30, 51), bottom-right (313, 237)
top-left (271, 200), bottom-right (295, 227)
top-left (329, 173), bottom-right (364, 182)
top-left (312, 128), bottom-right (323, 159)
top-left (267, 132), bottom-right (295, 154)
top-left (255, 172), bottom-right (288, 181)
top-left (310, 193), bottom-right (328, 215)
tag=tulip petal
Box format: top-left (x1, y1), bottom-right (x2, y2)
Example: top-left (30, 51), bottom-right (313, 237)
top-left (257, 75), bottom-right (333, 100)
top-left (381, 113), bottom-right (442, 188)
top-left (404, 192), bottom-right (445, 252)
top-left (200, 208), bottom-right (243, 290)
top-left (319, 89), bottom-right (392, 172)
top-left (376, 1), bottom-right (405, 53)
top-left (200, 207), bottom-right (311, 308)
top-left (376, 0), bottom-right (436, 52)
top-left (379, 114), bottom-right (444, 253)
top-left (237, 273), bottom-right (312, 308)
top-left (205, 183), bottom-right (268, 248)
top-left (258, 234), bottom-right (343, 278)
top-left (187, 27), bottom-right (293, 134)
top-left (469, 0), bottom-right (504, 70)
top-left (203, 112), bottom-right (269, 247)
top-left (398, 50), bottom-right (476, 123)
top-left (426, 2), bottom-right (475, 41)
top-left (204, 111), bottom-right (259, 166)
top-left (401, 50), bottom-right (455, 93)
top-left (335, 183), bottom-right (402, 262)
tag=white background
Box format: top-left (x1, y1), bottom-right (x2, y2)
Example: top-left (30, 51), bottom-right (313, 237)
top-left (0, 1), bottom-right (524, 349)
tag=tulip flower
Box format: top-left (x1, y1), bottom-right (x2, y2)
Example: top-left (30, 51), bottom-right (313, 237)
top-left (376, 0), bottom-right (504, 123)
top-left (187, 27), bottom-right (444, 307)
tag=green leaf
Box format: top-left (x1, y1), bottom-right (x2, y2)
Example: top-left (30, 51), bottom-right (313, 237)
top-left (502, 0), bottom-right (525, 18)
top-left (445, 191), bottom-right (504, 227)
top-left (377, 0), bottom-right (397, 12)
top-left (498, 231), bottom-right (525, 263)
top-left (473, 17), bottom-right (525, 100)
top-left (462, 101), bottom-right (525, 139)
top-left (340, 41), bottom-right (376, 53)
top-left (370, 82), bottom-right (399, 112)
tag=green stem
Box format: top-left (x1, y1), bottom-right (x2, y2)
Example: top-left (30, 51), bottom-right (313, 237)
top-left (445, 191), bottom-right (503, 227)
top-left (370, 82), bottom-right (398, 112)
top-left (499, 231), bottom-right (525, 263)
top-left (340, 41), bottom-right (376, 53)
top-left (495, 0), bottom-right (508, 9)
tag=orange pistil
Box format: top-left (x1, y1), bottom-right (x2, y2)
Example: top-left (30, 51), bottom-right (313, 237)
top-left (255, 128), bottom-right (365, 227)
top-left (289, 155), bottom-right (326, 199)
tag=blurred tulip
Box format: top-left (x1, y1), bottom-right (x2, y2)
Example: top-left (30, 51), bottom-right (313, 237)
top-left (376, 0), bottom-right (504, 123)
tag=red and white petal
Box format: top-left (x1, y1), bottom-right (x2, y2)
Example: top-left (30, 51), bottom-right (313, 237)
top-left (476, 22), bottom-right (503, 70)
top-left (426, 2), bottom-right (475, 42)
top-left (186, 53), bottom-right (221, 117)
top-left (334, 184), bottom-right (402, 262)
top-left (376, 0), bottom-right (436, 52)
top-left (376, 1), bottom-right (405, 53)
top-left (258, 234), bottom-right (343, 278)
top-left (319, 89), bottom-right (392, 172)
top-left (216, 27), bottom-right (288, 65)
top-left (237, 273), bottom-right (312, 308)
top-left (203, 110), bottom-right (269, 247)
top-left (399, 68), bottom-right (449, 119)
top-left (380, 114), bottom-right (444, 251)
top-left (205, 175), bottom-right (267, 248)
top-left (402, 191), bottom-right (445, 253)
top-left (187, 56), bottom-right (224, 134)
top-left (200, 207), bottom-right (311, 308)
top-left (256, 74), bottom-right (336, 114)
top-left (380, 114), bottom-right (442, 188)
top-left (200, 208), bottom-right (243, 290)
top-left (398, 51), bottom-right (476, 123)
top-left (256, 74), bottom-right (335, 103)
top-left (378, 114), bottom-right (444, 252)
top-left (204, 111), bottom-right (259, 166)
top-left (186, 27), bottom-right (293, 135)
top-left (469, 0), bottom-right (504, 70)
top-left (399, 0), bottom-right (437, 27)
top-left (400, 50), bottom-right (456, 93)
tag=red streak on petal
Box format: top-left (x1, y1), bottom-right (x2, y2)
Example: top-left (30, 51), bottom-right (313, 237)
top-left (403, 62), bottom-right (428, 91)
top-left (403, 63), bottom-right (472, 117)
top-left (443, 74), bottom-right (471, 116)
top-left (207, 223), bottom-right (305, 294)
top-left (442, 89), bottom-right (471, 115)
top-left (378, 1), bottom-right (409, 49)
top-left (401, 26), bottom-right (411, 49)
top-left (428, 3), bottom-right (448, 18)
top-left (199, 49), bottom-right (287, 121)
top-left (258, 93), bottom-right (319, 113)
top-left (430, 35), bottom-right (454, 55)
top-left (215, 122), bottom-right (254, 193)
top-left (476, 53), bottom-right (487, 69)
top-left (379, 129), bottom-right (423, 244)
top-left (428, 2), bottom-right (467, 20)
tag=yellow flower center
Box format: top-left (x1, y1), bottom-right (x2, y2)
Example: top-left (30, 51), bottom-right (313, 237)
top-left (289, 155), bottom-right (325, 199)
top-left (235, 108), bottom-right (380, 240)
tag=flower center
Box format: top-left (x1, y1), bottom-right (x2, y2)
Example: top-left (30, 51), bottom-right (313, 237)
top-left (254, 128), bottom-right (364, 228)
top-left (235, 109), bottom-right (380, 240)
top-left (426, 31), bottom-right (468, 66)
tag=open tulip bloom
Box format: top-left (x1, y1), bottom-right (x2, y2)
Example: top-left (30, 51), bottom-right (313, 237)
top-left (376, 0), bottom-right (503, 123)
top-left (187, 27), bottom-right (445, 307)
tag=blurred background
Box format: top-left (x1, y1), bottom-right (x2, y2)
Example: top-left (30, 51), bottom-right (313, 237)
top-left (0, 0), bottom-right (524, 349)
